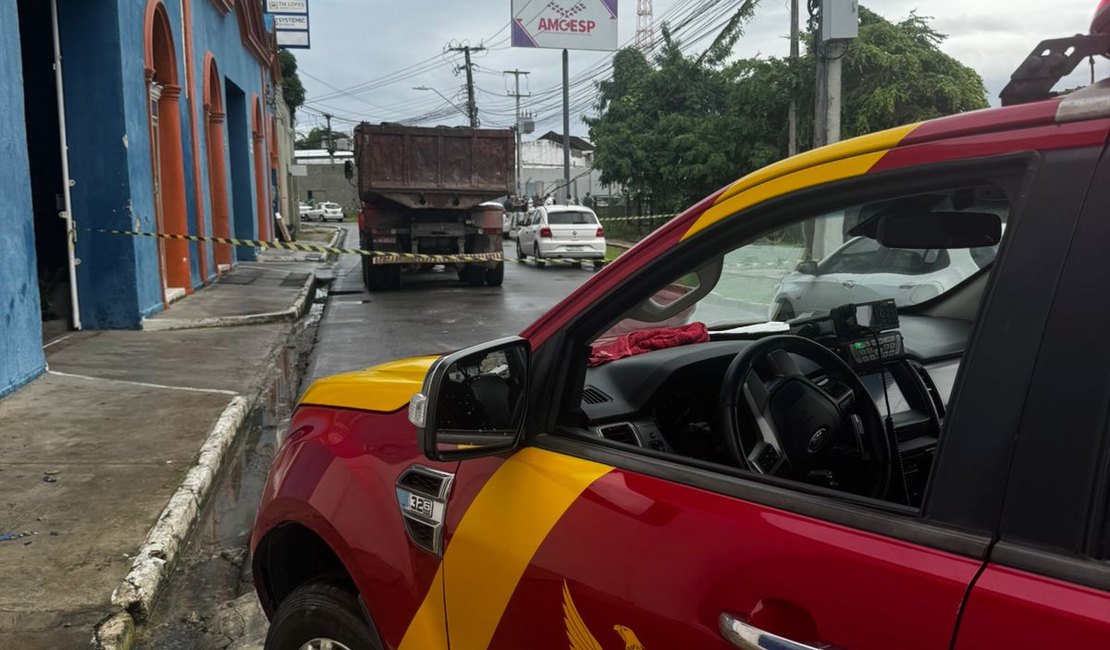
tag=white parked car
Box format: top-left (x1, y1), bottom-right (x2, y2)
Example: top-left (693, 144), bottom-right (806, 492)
top-left (318, 202), bottom-right (344, 222)
top-left (516, 205), bottom-right (605, 266)
top-left (770, 236), bottom-right (999, 321)
top-left (298, 202), bottom-right (312, 219)
top-left (302, 203), bottom-right (324, 221)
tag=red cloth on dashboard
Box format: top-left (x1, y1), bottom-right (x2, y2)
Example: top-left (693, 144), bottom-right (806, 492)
top-left (588, 322), bottom-right (709, 367)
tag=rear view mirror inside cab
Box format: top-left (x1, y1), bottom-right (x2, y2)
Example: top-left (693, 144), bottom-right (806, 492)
top-left (626, 258), bottom-right (724, 323)
top-left (852, 211), bottom-right (1002, 249)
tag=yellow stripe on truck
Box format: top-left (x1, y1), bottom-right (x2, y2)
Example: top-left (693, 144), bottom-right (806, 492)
top-left (400, 447), bottom-right (613, 650)
top-left (398, 566), bottom-right (450, 650)
top-left (683, 123), bottom-right (920, 240)
top-left (298, 355), bottom-right (440, 413)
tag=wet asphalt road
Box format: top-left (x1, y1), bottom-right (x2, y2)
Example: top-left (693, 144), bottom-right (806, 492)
top-left (139, 224), bottom-right (597, 648)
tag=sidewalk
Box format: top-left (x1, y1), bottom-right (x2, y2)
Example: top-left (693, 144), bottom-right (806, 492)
top-left (0, 239), bottom-right (335, 648)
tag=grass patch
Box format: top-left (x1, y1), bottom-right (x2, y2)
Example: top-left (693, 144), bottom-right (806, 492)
top-left (606, 244), bottom-right (627, 261)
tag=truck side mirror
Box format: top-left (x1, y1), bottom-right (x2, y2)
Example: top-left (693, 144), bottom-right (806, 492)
top-left (344, 160), bottom-right (354, 180)
top-left (410, 337), bottom-right (530, 461)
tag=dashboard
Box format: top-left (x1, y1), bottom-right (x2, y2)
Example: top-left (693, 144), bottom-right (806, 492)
top-left (578, 311), bottom-right (972, 505)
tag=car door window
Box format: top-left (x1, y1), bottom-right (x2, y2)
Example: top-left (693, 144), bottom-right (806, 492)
top-left (820, 237), bottom-right (883, 273)
top-left (571, 177), bottom-right (1026, 515)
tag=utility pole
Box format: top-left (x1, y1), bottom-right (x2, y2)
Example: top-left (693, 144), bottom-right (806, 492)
top-left (562, 48), bottom-right (571, 204)
top-left (448, 44), bottom-right (485, 127)
top-left (788, 0), bottom-right (799, 157)
top-left (810, 0), bottom-right (858, 258)
top-left (323, 112), bottom-right (335, 160)
top-left (504, 69), bottom-right (530, 198)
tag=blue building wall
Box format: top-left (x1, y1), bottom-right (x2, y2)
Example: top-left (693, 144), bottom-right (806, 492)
top-left (55, 0), bottom-right (272, 326)
top-left (0, 0), bottom-right (45, 397)
top-left (190, 0), bottom-right (269, 267)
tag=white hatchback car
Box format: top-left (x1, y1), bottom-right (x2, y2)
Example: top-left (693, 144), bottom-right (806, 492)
top-left (319, 202), bottom-right (344, 222)
top-left (770, 236), bottom-right (999, 320)
top-left (516, 205), bottom-right (605, 265)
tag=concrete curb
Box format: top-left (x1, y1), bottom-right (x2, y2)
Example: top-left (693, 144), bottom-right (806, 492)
top-left (109, 396), bottom-right (251, 619)
top-left (92, 320), bottom-right (304, 648)
top-left (140, 272), bottom-right (316, 332)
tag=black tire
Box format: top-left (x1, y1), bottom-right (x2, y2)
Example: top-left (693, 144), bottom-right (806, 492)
top-left (264, 580), bottom-right (380, 650)
top-left (533, 243), bottom-right (545, 268)
top-left (516, 240), bottom-right (526, 261)
top-left (367, 264), bottom-right (401, 291)
top-left (462, 265), bottom-right (486, 286)
top-left (485, 262), bottom-right (505, 287)
top-left (592, 259), bottom-right (604, 271)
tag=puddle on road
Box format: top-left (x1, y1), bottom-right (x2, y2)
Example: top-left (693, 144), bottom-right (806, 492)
top-left (138, 290), bottom-right (324, 648)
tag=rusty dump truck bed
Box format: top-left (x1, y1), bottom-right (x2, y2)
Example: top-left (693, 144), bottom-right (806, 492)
top-left (353, 123), bottom-right (515, 210)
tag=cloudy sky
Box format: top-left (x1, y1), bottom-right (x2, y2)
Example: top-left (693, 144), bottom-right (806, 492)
top-left (288, 0), bottom-right (1110, 138)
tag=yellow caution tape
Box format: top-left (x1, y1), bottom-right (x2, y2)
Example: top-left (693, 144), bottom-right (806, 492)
top-left (596, 214), bottom-right (675, 223)
top-left (83, 228), bottom-right (608, 267)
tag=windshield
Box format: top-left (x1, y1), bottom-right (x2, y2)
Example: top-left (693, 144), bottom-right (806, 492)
top-left (600, 184), bottom-right (1010, 339)
top-left (548, 211), bottom-right (598, 225)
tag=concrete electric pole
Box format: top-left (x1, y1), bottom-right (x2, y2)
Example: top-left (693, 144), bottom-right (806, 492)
top-left (323, 112), bottom-right (335, 160)
top-left (810, 0), bottom-right (858, 259)
top-left (448, 44), bottom-right (485, 128)
top-left (504, 69), bottom-right (530, 198)
top-left (788, 0), bottom-right (799, 157)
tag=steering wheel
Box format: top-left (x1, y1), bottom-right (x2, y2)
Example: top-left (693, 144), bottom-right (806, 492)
top-left (718, 335), bottom-right (892, 499)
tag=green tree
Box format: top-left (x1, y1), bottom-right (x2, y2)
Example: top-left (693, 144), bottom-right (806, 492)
top-left (295, 127), bottom-right (346, 150)
top-left (278, 49), bottom-right (306, 119)
top-left (587, 5), bottom-right (988, 212)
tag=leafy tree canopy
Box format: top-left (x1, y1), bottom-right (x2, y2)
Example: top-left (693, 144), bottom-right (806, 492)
top-left (295, 127), bottom-right (347, 150)
top-left (587, 5), bottom-right (988, 212)
top-left (279, 49), bottom-right (306, 119)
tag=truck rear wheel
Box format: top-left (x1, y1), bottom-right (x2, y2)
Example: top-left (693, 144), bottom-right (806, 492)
top-left (461, 265), bottom-right (486, 287)
top-left (366, 263), bottom-right (401, 291)
top-left (485, 262), bottom-right (504, 287)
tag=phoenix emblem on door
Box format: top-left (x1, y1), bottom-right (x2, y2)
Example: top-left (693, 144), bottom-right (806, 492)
top-left (563, 581), bottom-right (645, 650)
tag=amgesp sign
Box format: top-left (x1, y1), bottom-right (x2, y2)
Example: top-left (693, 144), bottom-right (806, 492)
top-left (512, 0), bottom-right (618, 51)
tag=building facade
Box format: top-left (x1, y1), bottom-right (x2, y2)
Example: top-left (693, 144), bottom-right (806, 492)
top-left (1, 0), bottom-right (284, 397)
top-left (294, 149), bottom-right (360, 216)
top-left (520, 132), bottom-right (622, 204)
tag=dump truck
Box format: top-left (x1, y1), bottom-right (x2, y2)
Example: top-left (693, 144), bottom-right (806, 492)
top-left (350, 123), bottom-right (515, 291)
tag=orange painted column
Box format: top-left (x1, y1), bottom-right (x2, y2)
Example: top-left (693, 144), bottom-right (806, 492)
top-left (180, 0), bottom-right (209, 283)
top-left (207, 111), bottom-right (233, 267)
top-left (253, 132), bottom-right (268, 242)
top-left (158, 84), bottom-right (193, 292)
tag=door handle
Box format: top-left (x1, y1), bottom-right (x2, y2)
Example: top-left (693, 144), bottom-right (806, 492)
top-left (841, 280), bottom-right (855, 288)
top-left (719, 612), bottom-right (831, 650)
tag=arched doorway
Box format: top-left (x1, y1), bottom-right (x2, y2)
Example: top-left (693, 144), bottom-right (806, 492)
top-left (145, 1), bottom-right (191, 298)
top-left (251, 96), bottom-right (268, 242)
top-left (204, 55), bottom-right (232, 269)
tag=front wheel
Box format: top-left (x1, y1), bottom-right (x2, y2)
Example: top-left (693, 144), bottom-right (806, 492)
top-left (264, 581), bottom-right (381, 650)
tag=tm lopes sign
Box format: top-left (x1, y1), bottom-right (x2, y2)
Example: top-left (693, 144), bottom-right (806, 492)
top-left (512, 0), bottom-right (618, 51)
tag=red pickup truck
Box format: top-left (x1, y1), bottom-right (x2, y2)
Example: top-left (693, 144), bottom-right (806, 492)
top-left (251, 13), bottom-right (1110, 650)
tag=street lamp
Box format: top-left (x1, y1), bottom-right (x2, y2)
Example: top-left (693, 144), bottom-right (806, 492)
top-left (412, 86), bottom-right (471, 122)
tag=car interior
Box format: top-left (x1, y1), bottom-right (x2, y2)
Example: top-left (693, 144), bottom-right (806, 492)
top-left (563, 183), bottom-right (1011, 509)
